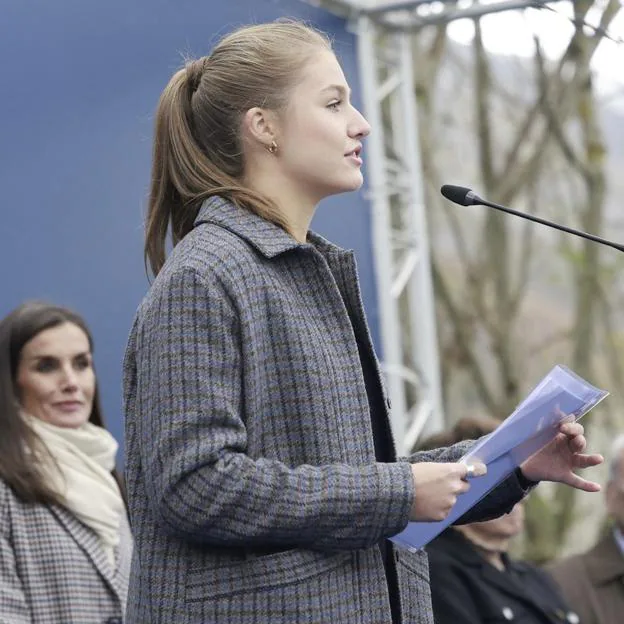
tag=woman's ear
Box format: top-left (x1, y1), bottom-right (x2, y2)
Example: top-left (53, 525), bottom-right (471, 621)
top-left (242, 107), bottom-right (278, 152)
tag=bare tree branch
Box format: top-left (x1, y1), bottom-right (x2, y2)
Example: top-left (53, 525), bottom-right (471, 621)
top-left (493, 0), bottom-right (620, 206)
top-left (431, 260), bottom-right (499, 414)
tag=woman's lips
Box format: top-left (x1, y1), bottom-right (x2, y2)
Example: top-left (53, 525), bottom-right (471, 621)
top-left (53, 401), bottom-right (84, 412)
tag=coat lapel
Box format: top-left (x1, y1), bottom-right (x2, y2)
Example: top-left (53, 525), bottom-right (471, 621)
top-left (48, 504), bottom-right (124, 598)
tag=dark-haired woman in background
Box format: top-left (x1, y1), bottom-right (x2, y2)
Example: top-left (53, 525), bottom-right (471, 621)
top-left (422, 417), bottom-right (579, 624)
top-left (0, 301), bottom-right (131, 624)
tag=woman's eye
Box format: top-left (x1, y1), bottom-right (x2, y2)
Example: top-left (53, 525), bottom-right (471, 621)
top-left (35, 358), bottom-right (57, 373)
top-left (74, 355), bottom-right (92, 370)
top-left (327, 100), bottom-right (342, 111)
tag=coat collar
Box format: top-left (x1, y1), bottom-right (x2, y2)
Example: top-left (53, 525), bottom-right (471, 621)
top-left (431, 529), bottom-right (493, 568)
top-left (193, 196), bottom-right (349, 259)
top-left (437, 530), bottom-right (535, 579)
top-left (584, 531), bottom-right (624, 586)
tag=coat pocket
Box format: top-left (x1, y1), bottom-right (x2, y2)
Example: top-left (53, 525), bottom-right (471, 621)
top-left (186, 548), bottom-right (351, 600)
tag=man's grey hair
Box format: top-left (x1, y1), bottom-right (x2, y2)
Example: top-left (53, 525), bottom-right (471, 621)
top-left (608, 434), bottom-right (624, 483)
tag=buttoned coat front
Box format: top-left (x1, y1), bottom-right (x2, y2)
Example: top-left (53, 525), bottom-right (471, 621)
top-left (123, 197), bottom-right (526, 624)
top-left (427, 529), bottom-right (578, 624)
top-left (0, 479), bottom-right (131, 624)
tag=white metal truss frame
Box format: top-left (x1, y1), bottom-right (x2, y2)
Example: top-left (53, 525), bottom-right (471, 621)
top-left (356, 14), bottom-right (443, 455)
top-left (309, 0), bottom-right (552, 26)
top-left (305, 0), bottom-right (552, 454)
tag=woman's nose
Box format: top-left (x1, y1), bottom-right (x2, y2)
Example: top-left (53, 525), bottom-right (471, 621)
top-left (60, 366), bottom-right (79, 390)
top-left (350, 107), bottom-right (371, 139)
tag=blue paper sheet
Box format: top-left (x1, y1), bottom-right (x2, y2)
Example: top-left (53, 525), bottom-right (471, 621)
top-left (390, 365), bottom-right (608, 552)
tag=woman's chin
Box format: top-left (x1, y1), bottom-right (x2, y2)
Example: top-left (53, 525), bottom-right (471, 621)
top-left (40, 411), bottom-right (90, 429)
top-left (336, 174), bottom-right (364, 194)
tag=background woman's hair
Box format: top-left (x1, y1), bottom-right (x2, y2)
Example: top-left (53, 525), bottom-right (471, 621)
top-left (414, 415), bottom-right (502, 452)
top-left (145, 20), bottom-right (332, 276)
top-left (0, 301), bottom-right (126, 506)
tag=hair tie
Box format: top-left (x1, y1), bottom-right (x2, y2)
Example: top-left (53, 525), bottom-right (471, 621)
top-left (187, 57), bottom-right (207, 94)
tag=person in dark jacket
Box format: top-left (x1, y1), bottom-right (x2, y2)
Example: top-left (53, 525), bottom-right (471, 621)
top-left (422, 417), bottom-right (580, 624)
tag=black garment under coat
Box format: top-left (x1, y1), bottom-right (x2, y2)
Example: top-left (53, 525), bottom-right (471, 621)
top-left (426, 529), bottom-right (579, 624)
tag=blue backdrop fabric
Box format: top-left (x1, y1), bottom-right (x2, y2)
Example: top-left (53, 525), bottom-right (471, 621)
top-left (0, 0), bottom-right (380, 461)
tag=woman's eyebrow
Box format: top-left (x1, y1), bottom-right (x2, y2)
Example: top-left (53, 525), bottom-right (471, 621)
top-left (320, 84), bottom-right (351, 97)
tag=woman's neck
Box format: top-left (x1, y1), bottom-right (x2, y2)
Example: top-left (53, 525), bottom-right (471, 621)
top-left (243, 170), bottom-right (318, 244)
top-left (455, 526), bottom-right (509, 571)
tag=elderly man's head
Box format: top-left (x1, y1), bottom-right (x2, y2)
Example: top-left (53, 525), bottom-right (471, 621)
top-left (606, 434), bottom-right (624, 531)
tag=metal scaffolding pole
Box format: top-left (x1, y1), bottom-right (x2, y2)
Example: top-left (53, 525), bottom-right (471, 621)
top-left (356, 14), bottom-right (443, 454)
top-left (357, 18), bottom-right (409, 444)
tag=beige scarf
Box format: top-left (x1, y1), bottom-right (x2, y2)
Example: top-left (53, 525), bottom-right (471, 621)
top-left (26, 415), bottom-right (124, 568)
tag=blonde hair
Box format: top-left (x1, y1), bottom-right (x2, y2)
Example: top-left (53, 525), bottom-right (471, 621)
top-left (145, 20), bottom-right (332, 276)
top-left (414, 416), bottom-right (502, 452)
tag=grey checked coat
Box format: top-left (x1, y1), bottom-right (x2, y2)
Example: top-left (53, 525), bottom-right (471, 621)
top-left (0, 479), bottom-right (131, 624)
top-left (123, 196), bottom-right (527, 624)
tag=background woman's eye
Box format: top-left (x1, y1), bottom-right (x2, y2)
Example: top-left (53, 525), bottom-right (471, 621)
top-left (74, 354), bottom-right (92, 370)
top-left (35, 357), bottom-right (57, 373)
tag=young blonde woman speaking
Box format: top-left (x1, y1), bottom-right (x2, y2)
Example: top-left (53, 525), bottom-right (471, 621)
top-left (123, 20), bottom-right (603, 624)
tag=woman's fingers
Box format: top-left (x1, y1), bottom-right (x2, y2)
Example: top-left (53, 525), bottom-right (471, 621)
top-left (461, 461), bottom-right (487, 480)
top-left (573, 453), bottom-right (604, 469)
top-left (568, 434), bottom-right (587, 453)
top-left (564, 472), bottom-right (601, 493)
top-left (559, 421), bottom-right (583, 437)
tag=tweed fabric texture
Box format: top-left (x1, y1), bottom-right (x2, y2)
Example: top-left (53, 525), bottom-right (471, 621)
top-left (0, 479), bottom-right (131, 623)
top-left (123, 196), bottom-right (526, 624)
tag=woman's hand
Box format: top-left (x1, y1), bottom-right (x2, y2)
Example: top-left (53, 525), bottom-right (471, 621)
top-left (520, 421), bottom-right (603, 491)
top-left (409, 461), bottom-right (487, 521)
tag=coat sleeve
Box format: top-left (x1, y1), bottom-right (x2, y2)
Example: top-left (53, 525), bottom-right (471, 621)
top-left (0, 487), bottom-right (31, 624)
top-left (427, 550), bottom-right (484, 624)
top-left (130, 265), bottom-right (415, 550)
top-left (405, 443), bottom-right (527, 523)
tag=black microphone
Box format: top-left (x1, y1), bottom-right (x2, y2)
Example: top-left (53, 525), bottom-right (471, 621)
top-left (440, 184), bottom-right (624, 254)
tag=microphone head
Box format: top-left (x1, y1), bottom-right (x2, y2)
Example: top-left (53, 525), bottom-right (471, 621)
top-left (440, 184), bottom-right (480, 206)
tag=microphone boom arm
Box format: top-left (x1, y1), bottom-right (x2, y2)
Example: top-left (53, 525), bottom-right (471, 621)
top-left (476, 196), bottom-right (624, 254)
top-left (440, 184), bottom-right (624, 254)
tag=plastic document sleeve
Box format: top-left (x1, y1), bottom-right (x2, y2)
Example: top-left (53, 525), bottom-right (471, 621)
top-left (390, 365), bottom-right (608, 552)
